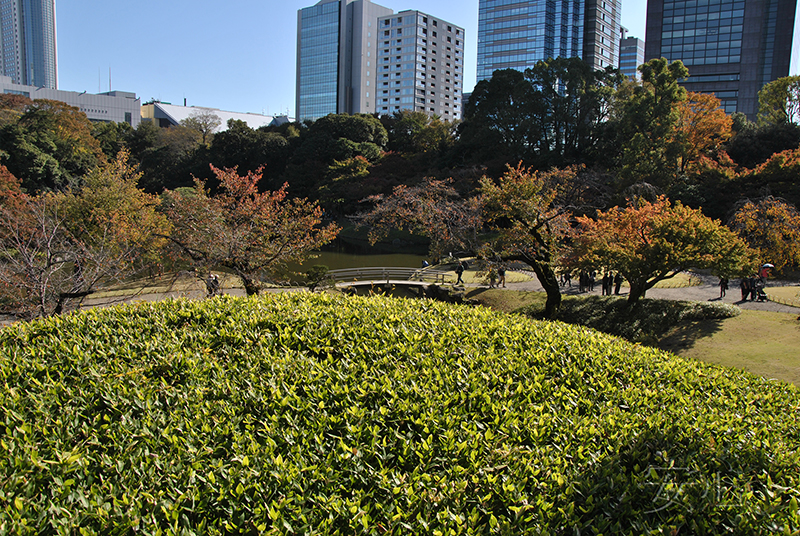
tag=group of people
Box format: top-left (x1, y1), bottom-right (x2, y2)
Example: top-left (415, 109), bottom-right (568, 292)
top-left (564, 270), bottom-right (623, 295)
top-left (453, 260), bottom-right (507, 288)
top-left (739, 275), bottom-right (767, 302)
top-left (720, 265), bottom-right (772, 302)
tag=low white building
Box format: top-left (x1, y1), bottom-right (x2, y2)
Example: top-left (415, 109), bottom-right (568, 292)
top-left (141, 101), bottom-right (292, 131)
top-left (0, 76), bottom-right (141, 126)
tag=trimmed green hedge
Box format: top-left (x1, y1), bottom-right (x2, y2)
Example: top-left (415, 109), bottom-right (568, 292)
top-left (1, 293), bottom-right (798, 534)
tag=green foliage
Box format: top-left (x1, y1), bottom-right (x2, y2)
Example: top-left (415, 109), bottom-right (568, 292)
top-left (0, 100), bottom-right (104, 192)
top-left (305, 264), bottom-right (331, 291)
top-left (522, 294), bottom-right (741, 344)
top-left (1, 293), bottom-right (798, 534)
top-left (458, 61), bottom-right (622, 168)
top-left (757, 75), bottom-right (800, 126)
top-left (614, 58), bottom-right (689, 190)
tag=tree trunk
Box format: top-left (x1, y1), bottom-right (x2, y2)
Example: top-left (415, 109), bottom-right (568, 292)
top-left (535, 262), bottom-right (562, 319)
top-left (627, 280), bottom-right (647, 303)
top-left (505, 253), bottom-right (562, 319)
top-left (240, 275), bottom-right (260, 296)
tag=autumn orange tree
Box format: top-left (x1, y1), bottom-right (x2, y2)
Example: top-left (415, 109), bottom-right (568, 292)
top-left (162, 166), bottom-right (340, 295)
top-left (0, 153), bottom-right (169, 318)
top-left (570, 196), bottom-right (753, 303)
top-left (729, 196), bottom-right (800, 273)
top-left (671, 92), bottom-right (733, 174)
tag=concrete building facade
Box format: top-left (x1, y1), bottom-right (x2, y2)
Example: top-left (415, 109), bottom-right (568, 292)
top-left (645, 0), bottom-right (797, 119)
top-left (375, 10), bottom-right (464, 120)
top-left (476, 0), bottom-right (621, 83)
top-left (0, 0), bottom-right (57, 89)
top-left (141, 102), bottom-right (290, 131)
top-left (0, 75), bottom-right (140, 126)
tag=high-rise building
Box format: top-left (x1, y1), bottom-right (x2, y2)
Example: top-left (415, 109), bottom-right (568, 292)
top-left (296, 0), bottom-right (392, 122)
top-left (0, 0), bottom-right (57, 89)
top-left (375, 11), bottom-right (464, 120)
top-left (297, 0), bottom-right (463, 122)
top-left (476, 0), bottom-right (621, 82)
top-left (619, 27), bottom-right (645, 79)
top-left (645, 0), bottom-right (797, 119)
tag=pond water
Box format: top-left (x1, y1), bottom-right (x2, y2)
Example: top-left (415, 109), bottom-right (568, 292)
top-left (284, 240), bottom-right (431, 282)
top-left (295, 250), bottom-right (430, 271)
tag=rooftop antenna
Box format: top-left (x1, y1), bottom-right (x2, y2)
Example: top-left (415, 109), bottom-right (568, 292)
top-left (108, 67), bottom-right (112, 92)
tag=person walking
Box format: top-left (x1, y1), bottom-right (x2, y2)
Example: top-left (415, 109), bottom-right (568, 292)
top-left (749, 275), bottom-right (758, 301)
top-left (497, 266), bottom-right (506, 288)
top-left (455, 262), bottom-right (465, 285)
top-left (740, 277), bottom-right (750, 301)
top-left (718, 277), bottom-right (728, 298)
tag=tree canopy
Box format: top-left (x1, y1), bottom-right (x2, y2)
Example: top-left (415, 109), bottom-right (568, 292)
top-left (730, 196), bottom-right (800, 273)
top-left (162, 166), bottom-right (340, 295)
top-left (569, 196), bottom-right (753, 303)
top-left (0, 153), bottom-right (168, 318)
top-left (757, 75), bottom-right (800, 126)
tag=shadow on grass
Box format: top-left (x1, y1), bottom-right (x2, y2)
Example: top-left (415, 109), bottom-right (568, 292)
top-left (518, 295), bottom-right (738, 346)
top-left (655, 318), bottom-right (727, 354)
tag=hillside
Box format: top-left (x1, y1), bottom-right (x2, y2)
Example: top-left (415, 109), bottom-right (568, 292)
top-left (1, 293), bottom-right (799, 534)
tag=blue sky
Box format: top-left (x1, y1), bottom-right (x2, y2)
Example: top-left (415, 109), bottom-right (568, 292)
top-left (56, 0), bottom-right (795, 119)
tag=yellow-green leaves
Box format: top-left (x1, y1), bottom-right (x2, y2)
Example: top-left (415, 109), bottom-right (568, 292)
top-left (0, 292), bottom-right (798, 533)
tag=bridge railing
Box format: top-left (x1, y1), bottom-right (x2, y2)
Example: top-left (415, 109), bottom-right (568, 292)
top-left (327, 267), bottom-right (452, 285)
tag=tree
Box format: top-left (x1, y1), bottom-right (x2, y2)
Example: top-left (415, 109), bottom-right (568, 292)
top-left (356, 178), bottom-right (482, 260)
top-left (459, 68), bottom-right (535, 162)
top-left (670, 92), bottom-right (733, 174)
top-left (0, 93), bottom-right (32, 126)
top-left (386, 110), bottom-right (454, 154)
top-left (729, 196), bottom-right (800, 273)
top-left (180, 108), bottom-right (222, 146)
top-left (524, 57), bottom-right (623, 167)
top-left (725, 118), bottom-right (800, 169)
top-left (757, 75), bottom-right (800, 126)
top-left (479, 164), bottom-right (585, 318)
top-left (197, 119), bottom-right (291, 191)
top-left (286, 113), bottom-right (388, 198)
top-left (92, 121), bottom-right (133, 160)
top-left (570, 196), bottom-right (753, 303)
top-left (0, 99), bottom-right (104, 192)
top-left (0, 153), bottom-right (169, 318)
top-left (162, 166), bottom-right (340, 295)
top-left (613, 58), bottom-right (689, 190)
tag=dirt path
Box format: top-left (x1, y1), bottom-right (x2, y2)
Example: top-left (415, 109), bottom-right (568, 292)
top-left (503, 272), bottom-right (800, 315)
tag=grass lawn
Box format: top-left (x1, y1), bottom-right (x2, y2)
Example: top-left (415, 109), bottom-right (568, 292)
top-left (767, 285), bottom-right (800, 307)
top-left (467, 288), bottom-right (800, 387)
top-left (658, 309), bottom-right (800, 386)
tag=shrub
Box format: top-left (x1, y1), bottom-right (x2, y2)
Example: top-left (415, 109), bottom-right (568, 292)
top-left (0, 293), bottom-right (797, 534)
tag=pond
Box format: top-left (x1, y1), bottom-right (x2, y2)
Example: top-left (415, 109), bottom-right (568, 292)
top-left (284, 239), bottom-right (432, 282)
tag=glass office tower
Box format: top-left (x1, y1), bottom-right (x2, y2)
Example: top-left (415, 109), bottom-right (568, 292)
top-left (0, 0), bottom-right (57, 89)
top-left (296, 1), bottom-right (341, 121)
top-left (477, 0), bottom-right (620, 82)
top-left (619, 33), bottom-right (645, 79)
top-left (645, 0), bottom-right (796, 119)
top-left (296, 0), bottom-right (393, 122)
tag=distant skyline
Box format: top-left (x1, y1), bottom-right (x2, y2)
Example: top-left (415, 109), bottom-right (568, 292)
top-left (56, 0), bottom-right (795, 119)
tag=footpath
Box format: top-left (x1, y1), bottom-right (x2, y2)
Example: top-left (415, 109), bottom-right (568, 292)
top-left (503, 272), bottom-right (800, 315)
